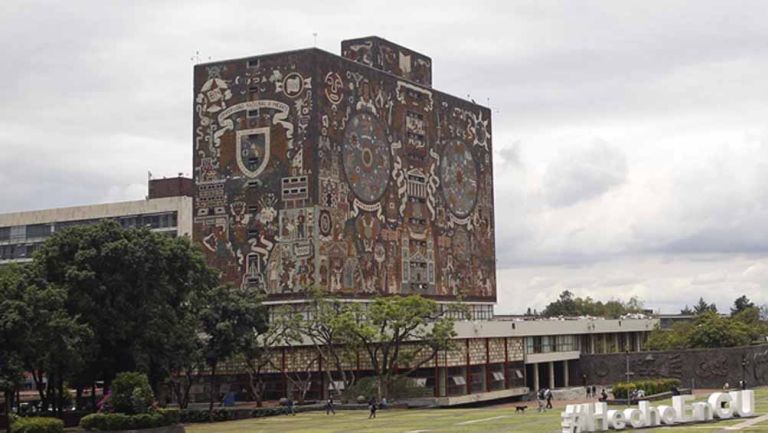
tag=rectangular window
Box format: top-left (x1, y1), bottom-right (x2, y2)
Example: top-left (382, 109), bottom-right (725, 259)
top-left (0, 227), bottom-right (10, 242)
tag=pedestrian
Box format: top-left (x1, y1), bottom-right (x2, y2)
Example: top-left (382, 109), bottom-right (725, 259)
top-left (545, 388), bottom-right (553, 409)
top-left (286, 398), bottom-right (296, 416)
top-left (326, 397), bottom-right (335, 415)
top-left (591, 385), bottom-right (597, 399)
top-left (586, 386), bottom-right (591, 398)
top-left (740, 380), bottom-right (747, 390)
top-left (723, 382), bottom-right (730, 391)
top-left (380, 397), bottom-right (388, 409)
top-left (368, 397), bottom-right (377, 419)
top-left (536, 389), bottom-right (546, 412)
top-left (599, 389), bottom-right (607, 402)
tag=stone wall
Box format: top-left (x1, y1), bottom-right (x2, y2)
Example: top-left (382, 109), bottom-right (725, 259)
top-left (577, 344), bottom-right (768, 388)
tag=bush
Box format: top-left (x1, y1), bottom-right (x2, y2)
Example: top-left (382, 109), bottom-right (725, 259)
top-left (111, 372), bottom-right (155, 414)
top-left (12, 417), bottom-right (64, 433)
top-left (612, 378), bottom-right (682, 399)
top-left (80, 409), bottom-right (178, 431)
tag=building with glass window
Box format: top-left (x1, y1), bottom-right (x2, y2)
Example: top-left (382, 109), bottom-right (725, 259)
top-left (0, 177), bottom-right (193, 264)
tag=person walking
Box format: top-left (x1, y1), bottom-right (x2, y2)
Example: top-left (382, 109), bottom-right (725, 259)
top-left (286, 398), bottom-right (296, 416)
top-left (591, 385), bottom-right (597, 399)
top-left (368, 397), bottom-right (377, 419)
top-left (545, 388), bottom-right (553, 409)
top-left (325, 397), bottom-right (335, 415)
top-left (586, 386), bottom-right (591, 399)
top-left (536, 389), bottom-right (546, 412)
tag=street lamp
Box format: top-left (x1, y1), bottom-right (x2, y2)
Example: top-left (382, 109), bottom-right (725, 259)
top-left (741, 355), bottom-right (748, 389)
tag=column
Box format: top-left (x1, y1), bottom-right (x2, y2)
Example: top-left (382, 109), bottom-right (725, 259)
top-left (590, 334), bottom-right (595, 354)
top-left (564, 360), bottom-right (569, 387)
top-left (636, 332), bottom-right (642, 352)
top-left (533, 363), bottom-right (540, 391)
top-left (548, 361), bottom-right (555, 389)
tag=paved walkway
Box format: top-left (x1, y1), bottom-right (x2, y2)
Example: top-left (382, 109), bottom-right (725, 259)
top-left (718, 413), bottom-right (768, 432)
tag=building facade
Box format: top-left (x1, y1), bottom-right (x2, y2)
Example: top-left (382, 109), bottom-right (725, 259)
top-left (0, 178), bottom-right (193, 264)
top-left (193, 36), bottom-right (495, 304)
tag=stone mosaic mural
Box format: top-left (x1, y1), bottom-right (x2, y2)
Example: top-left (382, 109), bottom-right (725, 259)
top-left (193, 38), bottom-right (495, 301)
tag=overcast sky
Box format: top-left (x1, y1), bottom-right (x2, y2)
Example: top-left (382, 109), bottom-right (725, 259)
top-left (2, 1), bottom-right (768, 314)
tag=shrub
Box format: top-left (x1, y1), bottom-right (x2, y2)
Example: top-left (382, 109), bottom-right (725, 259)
top-left (111, 372), bottom-right (155, 414)
top-left (611, 378), bottom-right (682, 399)
top-left (80, 410), bottom-right (178, 431)
top-left (12, 417), bottom-right (64, 433)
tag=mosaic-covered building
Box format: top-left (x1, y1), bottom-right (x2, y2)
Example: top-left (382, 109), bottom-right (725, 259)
top-left (193, 37), bottom-right (496, 303)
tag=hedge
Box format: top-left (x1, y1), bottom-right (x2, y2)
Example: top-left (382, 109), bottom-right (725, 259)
top-left (178, 407), bottom-right (295, 423)
top-left (80, 408), bottom-right (179, 431)
top-left (12, 417), bottom-right (64, 433)
top-left (612, 378), bottom-right (682, 399)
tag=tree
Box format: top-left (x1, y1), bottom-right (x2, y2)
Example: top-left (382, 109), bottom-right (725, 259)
top-left (731, 295), bottom-right (755, 316)
top-left (342, 295), bottom-right (456, 399)
top-left (199, 284), bottom-right (268, 412)
top-left (542, 291), bottom-right (644, 318)
top-left (0, 265), bottom-right (29, 417)
top-left (645, 322), bottom-right (693, 351)
top-left (0, 264), bottom-right (91, 414)
top-left (299, 289), bottom-right (359, 397)
top-left (35, 220), bottom-right (218, 391)
top-left (680, 305), bottom-right (693, 315)
top-left (239, 305), bottom-right (308, 405)
top-left (686, 312), bottom-right (751, 348)
top-left (543, 290), bottom-right (577, 317)
top-left (692, 297), bottom-right (717, 315)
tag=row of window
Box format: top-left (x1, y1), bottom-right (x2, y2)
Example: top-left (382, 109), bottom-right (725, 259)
top-left (0, 212), bottom-right (178, 247)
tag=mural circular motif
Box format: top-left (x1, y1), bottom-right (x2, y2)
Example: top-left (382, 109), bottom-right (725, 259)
top-left (342, 112), bottom-right (391, 203)
top-left (440, 139), bottom-right (478, 217)
top-left (319, 210), bottom-right (332, 237)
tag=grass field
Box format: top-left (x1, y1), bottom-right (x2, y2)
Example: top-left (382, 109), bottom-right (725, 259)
top-left (186, 388), bottom-right (768, 433)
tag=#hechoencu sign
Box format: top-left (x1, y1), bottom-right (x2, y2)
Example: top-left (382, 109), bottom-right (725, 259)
top-left (560, 390), bottom-right (756, 432)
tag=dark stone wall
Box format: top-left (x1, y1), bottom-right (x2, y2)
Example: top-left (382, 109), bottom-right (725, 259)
top-left (577, 345), bottom-right (768, 389)
top-left (191, 40), bottom-right (495, 302)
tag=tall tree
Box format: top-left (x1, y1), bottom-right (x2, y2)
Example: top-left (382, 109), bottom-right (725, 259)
top-left (342, 295), bottom-right (456, 399)
top-left (693, 297), bottom-right (717, 315)
top-left (731, 295), bottom-right (755, 316)
top-left (300, 289), bottom-right (359, 397)
top-left (0, 265), bottom-right (29, 417)
top-left (35, 220), bottom-right (219, 389)
top-left (199, 284), bottom-right (268, 412)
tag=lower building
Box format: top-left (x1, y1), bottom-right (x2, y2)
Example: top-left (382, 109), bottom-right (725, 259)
top-left (196, 316), bottom-right (656, 406)
top-left (0, 177), bottom-right (193, 265)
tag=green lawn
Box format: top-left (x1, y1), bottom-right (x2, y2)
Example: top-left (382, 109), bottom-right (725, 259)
top-left (186, 388), bottom-right (768, 433)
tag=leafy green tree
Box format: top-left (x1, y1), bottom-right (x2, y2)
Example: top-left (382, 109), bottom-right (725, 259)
top-left (680, 305), bottom-right (694, 315)
top-left (645, 322), bottom-right (693, 351)
top-left (731, 295), bottom-right (756, 316)
top-left (238, 304), bottom-right (310, 405)
top-left (686, 311), bottom-right (751, 348)
top-left (542, 291), bottom-right (644, 318)
top-left (35, 220), bottom-right (218, 390)
top-left (0, 265), bottom-right (29, 416)
top-left (299, 289), bottom-right (360, 397)
top-left (0, 264), bottom-right (91, 414)
top-left (342, 295), bottom-right (456, 399)
top-left (199, 284), bottom-right (268, 411)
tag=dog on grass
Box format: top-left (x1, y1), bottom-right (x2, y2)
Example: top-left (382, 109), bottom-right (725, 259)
top-left (515, 405), bottom-right (527, 413)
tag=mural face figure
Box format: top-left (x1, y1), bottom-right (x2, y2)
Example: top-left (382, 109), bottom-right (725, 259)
top-left (342, 112), bottom-right (391, 203)
top-left (440, 139), bottom-right (478, 218)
